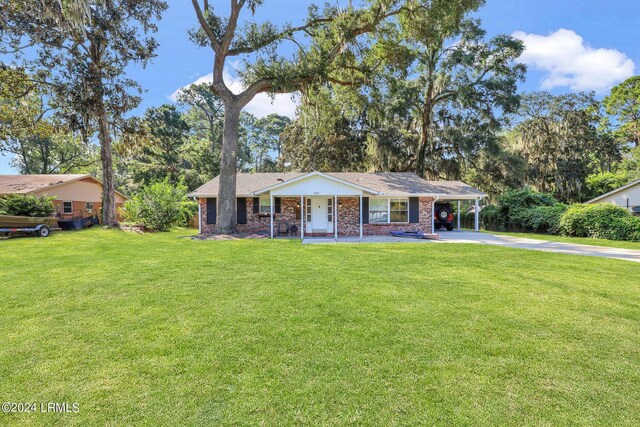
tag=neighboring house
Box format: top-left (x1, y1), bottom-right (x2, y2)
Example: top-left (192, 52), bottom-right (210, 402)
top-left (585, 178), bottom-right (640, 214)
top-left (0, 174), bottom-right (127, 220)
top-left (187, 171), bottom-right (486, 238)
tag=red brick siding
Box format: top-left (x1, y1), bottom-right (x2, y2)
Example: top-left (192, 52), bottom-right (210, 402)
top-left (336, 196), bottom-right (433, 236)
top-left (52, 200), bottom-right (124, 221)
top-left (199, 197), bottom-right (302, 236)
top-left (198, 196), bottom-right (433, 236)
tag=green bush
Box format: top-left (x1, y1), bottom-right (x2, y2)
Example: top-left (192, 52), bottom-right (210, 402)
top-left (481, 188), bottom-right (561, 231)
top-left (622, 216), bottom-right (640, 242)
top-left (121, 180), bottom-right (197, 231)
top-left (523, 204), bottom-right (568, 234)
top-left (559, 204), bottom-right (632, 240)
top-left (0, 194), bottom-right (56, 217)
top-left (498, 188), bottom-right (559, 229)
top-left (480, 204), bottom-right (503, 230)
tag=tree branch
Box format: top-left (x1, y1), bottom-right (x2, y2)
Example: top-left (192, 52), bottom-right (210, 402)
top-left (191, 0), bottom-right (221, 52)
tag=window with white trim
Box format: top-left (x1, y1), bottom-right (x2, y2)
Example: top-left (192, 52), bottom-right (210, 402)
top-left (259, 197), bottom-right (271, 213)
top-left (390, 198), bottom-right (408, 223)
top-left (369, 198), bottom-right (409, 223)
top-left (85, 202), bottom-right (94, 212)
top-left (63, 201), bottom-right (73, 214)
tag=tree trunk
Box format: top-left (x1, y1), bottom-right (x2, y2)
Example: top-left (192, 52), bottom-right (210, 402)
top-left (416, 98), bottom-right (434, 178)
top-left (216, 102), bottom-right (241, 234)
top-left (96, 104), bottom-right (117, 226)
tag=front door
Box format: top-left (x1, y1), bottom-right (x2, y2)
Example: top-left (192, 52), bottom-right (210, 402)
top-left (306, 197), bottom-right (334, 234)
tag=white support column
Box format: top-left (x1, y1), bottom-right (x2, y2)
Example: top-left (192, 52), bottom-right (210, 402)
top-left (431, 198), bottom-right (436, 233)
top-left (457, 200), bottom-right (461, 230)
top-left (270, 194), bottom-right (274, 238)
top-left (334, 195), bottom-right (338, 240)
top-left (474, 198), bottom-right (480, 232)
top-left (300, 195), bottom-right (304, 239)
top-left (359, 194), bottom-right (363, 241)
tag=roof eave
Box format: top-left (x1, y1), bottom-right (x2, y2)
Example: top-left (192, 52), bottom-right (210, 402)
top-left (585, 178), bottom-right (640, 204)
top-left (251, 171), bottom-right (382, 195)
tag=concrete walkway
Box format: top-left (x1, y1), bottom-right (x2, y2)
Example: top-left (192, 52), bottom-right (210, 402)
top-left (302, 231), bottom-right (640, 263)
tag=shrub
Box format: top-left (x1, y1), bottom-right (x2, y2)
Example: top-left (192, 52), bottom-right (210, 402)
top-left (480, 204), bottom-right (503, 230)
top-left (481, 188), bottom-right (561, 231)
top-left (498, 188), bottom-right (559, 229)
top-left (121, 180), bottom-right (197, 231)
top-left (622, 216), bottom-right (640, 242)
top-left (560, 204), bottom-right (631, 240)
top-left (0, 194), bottom-right (56, 217)
top-left (523, 204), bottom-right (568, 234)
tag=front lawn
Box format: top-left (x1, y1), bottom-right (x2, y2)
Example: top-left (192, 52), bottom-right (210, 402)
top-left (1, 228), bottom-right (639, 425)
top-left (485, 230), bottom-right (640, 250)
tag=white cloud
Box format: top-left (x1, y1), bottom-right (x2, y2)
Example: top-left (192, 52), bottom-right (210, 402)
top-left (512, 28), bottom-right (635, 93)
top-left (168, 70), bottom-right (298, 118)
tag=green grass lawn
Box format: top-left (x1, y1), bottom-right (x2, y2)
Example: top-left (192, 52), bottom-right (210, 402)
top-left (1, 228), bottom-right (639, 426)
top-left (484, 230), bottom-right (640, 250)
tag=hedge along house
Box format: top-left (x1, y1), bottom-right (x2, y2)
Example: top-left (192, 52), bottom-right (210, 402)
top-left (188, 172), bottom-right (486, 239)
top-left (0, 174), bottom-right (127, 220)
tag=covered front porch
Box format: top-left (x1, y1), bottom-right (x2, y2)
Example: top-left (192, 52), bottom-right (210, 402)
top-left (256, 173), bottom-right (375, 240)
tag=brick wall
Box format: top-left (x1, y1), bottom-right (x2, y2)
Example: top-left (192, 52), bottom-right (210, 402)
top-left (336, 196), bottom-right (433, 236)
top-left (199, 196), bottom-right (433, 237)
top-left (52, 200), bottom-right (123, 221)
top-left (199, 197), bottom-right (302, 236)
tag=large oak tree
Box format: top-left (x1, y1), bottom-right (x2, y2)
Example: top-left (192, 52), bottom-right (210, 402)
top-left (190, 0), bottom-right (417, 233)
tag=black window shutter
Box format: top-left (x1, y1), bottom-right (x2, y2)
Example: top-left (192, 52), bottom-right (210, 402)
top-left (237, 198), bottom-right (247, 224)
top-left (362, 197), bottom-right (369, 224)
top-left (252, 197), bottom-right (260, 213)
top-left (409, 197), bottom-right (419, 223)
top-left (275, 197), bottom-right (281, 213)
top-left (206, 198), bottom-right (216, 225)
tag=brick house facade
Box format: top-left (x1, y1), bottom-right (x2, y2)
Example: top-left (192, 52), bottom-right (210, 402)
top-left (190, 171), bottom-right (485, 238)
top-left (199, 195), bottom-right (435, 236)
top-left (0, 174), bottom-right (127, 221)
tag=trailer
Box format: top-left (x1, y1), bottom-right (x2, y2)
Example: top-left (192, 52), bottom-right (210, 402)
top-left (0, 215), bottom-right (60, 238)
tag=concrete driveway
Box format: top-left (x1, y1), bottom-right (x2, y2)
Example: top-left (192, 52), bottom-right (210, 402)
top-left (437, 231), bottom-right (640, 263)
top-left (303, 231), bottom-right (640, 263)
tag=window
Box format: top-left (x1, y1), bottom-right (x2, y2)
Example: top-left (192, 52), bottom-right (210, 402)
top-left (369, 198), bottom-right (409, 223)
top-left (327, 198), bottom-right (333, 223)
top-left (390, 199), bottom-right (408, 223)
top-left (85, 202), bottom-right (94, 212)
top-left (369, 199), bottom-right (388, 223)
top-left (305, 198), bottom-right (312, 223)
top-left (259, 197), bottom-right (271, 213)
top-left (63, 201), bottom-right (73, 214)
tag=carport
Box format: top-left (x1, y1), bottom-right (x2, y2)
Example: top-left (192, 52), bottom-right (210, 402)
top-left (427, 182), bottom-right (486, 232)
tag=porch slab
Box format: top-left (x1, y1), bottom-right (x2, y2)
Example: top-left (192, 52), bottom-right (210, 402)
top-left (302, 236), bottom-right (438, 244)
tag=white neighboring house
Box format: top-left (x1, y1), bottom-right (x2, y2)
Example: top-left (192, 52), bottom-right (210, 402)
top-left (585, 178), bottom-right (640, 215)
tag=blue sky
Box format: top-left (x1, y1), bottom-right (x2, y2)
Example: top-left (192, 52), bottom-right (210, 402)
top-left (2, 0), bottom-right (639, 173)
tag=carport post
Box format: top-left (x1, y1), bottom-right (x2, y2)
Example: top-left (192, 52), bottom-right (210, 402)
top-left (474, 198), bottom-right (479, 232)
top-left (334, 195), bottom-right (338, 240)
top-left (457, 200), bottom-right (461, 230)
top-left (359, 194), bottom-right (363, 241)
top-left (431, 196), bottom-right (438, 233)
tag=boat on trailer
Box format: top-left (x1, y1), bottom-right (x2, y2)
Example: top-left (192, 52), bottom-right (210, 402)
top-left (0, 215), bottom-right (60, 238)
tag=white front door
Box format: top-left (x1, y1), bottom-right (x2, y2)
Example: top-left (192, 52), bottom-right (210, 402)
top-left (306, 197), bottom-right (333, 233)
